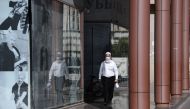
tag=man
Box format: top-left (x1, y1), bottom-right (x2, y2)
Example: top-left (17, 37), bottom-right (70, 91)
top-left (7, 35), bottom-right (20, 62)
top-left (12, 72), bottom-right (28, 109)
top-left (47, 52), bottom-right (68, 104)
top-left (99, 52), bottom-right (119, 106)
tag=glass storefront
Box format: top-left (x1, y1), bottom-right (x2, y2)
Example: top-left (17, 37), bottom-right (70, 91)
top-left (111, 24), bottom-right (129, 87)
top-left (0, 0), bottom-right (129, 108)
top-left (31, 0), bottom-right (83, 108)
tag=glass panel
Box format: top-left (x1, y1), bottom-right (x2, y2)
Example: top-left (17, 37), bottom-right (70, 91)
top-left (31, 0), bottom-right (82, 108)
top-left (63, 4), bottom-right (82, 105)
top-left (111, 23), bottom-right (129, 87)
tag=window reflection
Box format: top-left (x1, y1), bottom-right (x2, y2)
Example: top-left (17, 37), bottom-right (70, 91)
top-left (32, 1), bottom-right (82, 109)
top-left (111, 24), bottom-right (129, 87)
top-left (63, 5), bottom-right (82, 104)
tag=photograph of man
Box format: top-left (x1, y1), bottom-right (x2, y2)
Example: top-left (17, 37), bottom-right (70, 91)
top-left (7, 35), bottom-right (21, 62)
top-left (12, 72), bottom-right (28, 109)
top-left (99, 52), bottom-right (119, 106)
top-left (0, 0), bottom-right (28, 31)
top-left (0, 30), bottom-right (29, 71)
top-left (0, 34), bottom-right (20, 71)
top-left (47, 52), bottom-right (68, 104)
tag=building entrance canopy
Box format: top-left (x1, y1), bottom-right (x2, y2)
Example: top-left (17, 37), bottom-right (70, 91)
top-left (68, 0), bottom-right (129, 29)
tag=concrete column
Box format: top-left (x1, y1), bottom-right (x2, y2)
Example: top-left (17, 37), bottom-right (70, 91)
top-left (155, 0), bottom-right (171, 106)
top-left (129, 0), bottom-right (150, 109)
top-left (182, 0), bottom-right (189, 91)
top-left (171, 0), bottom-right (183, 96)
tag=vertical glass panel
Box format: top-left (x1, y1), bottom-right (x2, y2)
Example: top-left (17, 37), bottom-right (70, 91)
top-left (111, 23), bottom-right (129, 87)
top-left (63, 4), bottom-right (82, 105)
top-left (32, 0), bottom-right (82, 108)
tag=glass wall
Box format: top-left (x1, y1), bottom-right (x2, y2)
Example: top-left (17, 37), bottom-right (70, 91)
top-left (31, 0), bottom-right (83, 108)
top-left (111, 23), bottom-right (129, 87)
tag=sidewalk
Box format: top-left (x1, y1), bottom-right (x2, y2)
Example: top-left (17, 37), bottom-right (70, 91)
top-left (60, 87), bottom-right (128, 109)
top-left (59, 87), bottom-right (190, 109)
top-left (177, 94), bottom-right (190, 109)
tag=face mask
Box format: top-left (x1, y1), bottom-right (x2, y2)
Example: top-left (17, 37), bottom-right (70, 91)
top-left (105, 57), bottom-right (111, 61)
top-left (56, 57), bottom-right (61, 61)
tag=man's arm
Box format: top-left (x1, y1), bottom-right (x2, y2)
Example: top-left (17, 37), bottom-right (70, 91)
top-left (16, 91), bottom-right (27, 104)
top-left (49, 62), bottom-right (55, 81)
top-left (63, 61), bottom-right (69, 80)
top-left (98, 62), bottom-right (103, 80)
top-left (113, 62), bottom-right (119, 82)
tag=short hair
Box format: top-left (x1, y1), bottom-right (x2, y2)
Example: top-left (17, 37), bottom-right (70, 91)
top-left (105, 52), bottom-right (111, 57)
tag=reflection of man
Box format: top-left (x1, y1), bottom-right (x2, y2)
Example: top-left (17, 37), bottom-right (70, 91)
top-left (0, 0), bottom-right (28, 30)
top-left (12, 72), bottom-right (28, 109)
top-left (47, 52), bottom-right (68, 104)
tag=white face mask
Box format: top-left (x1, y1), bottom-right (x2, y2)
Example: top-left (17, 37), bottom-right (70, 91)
top-left (105, 57), bottom-right (111, 61)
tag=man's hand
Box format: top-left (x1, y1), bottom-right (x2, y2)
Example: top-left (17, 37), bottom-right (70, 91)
top-left (98, 79), bottom-right (101, 82)
top-left (47, 80), bottom-right (51, 87)
top-left (115, 79), bottom-right (118, 83)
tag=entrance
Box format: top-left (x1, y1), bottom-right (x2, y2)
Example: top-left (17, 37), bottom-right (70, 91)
top-left (84, 23), bottom-right (129, 102)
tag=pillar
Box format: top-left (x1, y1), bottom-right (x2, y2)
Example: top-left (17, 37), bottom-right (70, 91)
top-left (182, 0), bottom-right (190, 91)
top-left (155, 0), bottom-right (171, 106)
top-left (171, 0), bottom-right (183, 96)
top-left (129, 0), bottom-right (150, 109)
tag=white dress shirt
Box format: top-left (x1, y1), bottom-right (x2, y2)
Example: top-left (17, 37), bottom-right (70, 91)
top-left (48, 60), bottom-right (68, 80)
top-left (99, 60), bottom-right (119, 80)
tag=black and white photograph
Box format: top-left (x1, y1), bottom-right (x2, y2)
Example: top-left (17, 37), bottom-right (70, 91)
top-left (0, 30), bottom-right (29, 71)
top-left (0, 0), bottom-right (29, 34)
top-left (0, 71), bottom-right (29, 109)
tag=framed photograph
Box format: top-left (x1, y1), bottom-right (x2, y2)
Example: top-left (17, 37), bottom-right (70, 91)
top-left (0, 71), bottom-right (29, 109)
top-left (0, 30), bottom-right (29, 71)
top-left (0, 0), bottom-right (29, 33)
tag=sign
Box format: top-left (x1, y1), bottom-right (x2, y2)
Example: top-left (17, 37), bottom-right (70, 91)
top-left (84, 0), bottom-right (129, 29)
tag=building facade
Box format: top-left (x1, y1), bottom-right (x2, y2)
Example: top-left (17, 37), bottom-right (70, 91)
top-left (0, 0), bottom-right (189, 109)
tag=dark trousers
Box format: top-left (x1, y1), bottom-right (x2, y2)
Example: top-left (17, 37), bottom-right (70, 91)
top-left (54, 76), bottom-right (64, 104)
top-left (0, 14), bottom-right (20, 30)
top-left (101, 76), bottom-right (115, 104)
